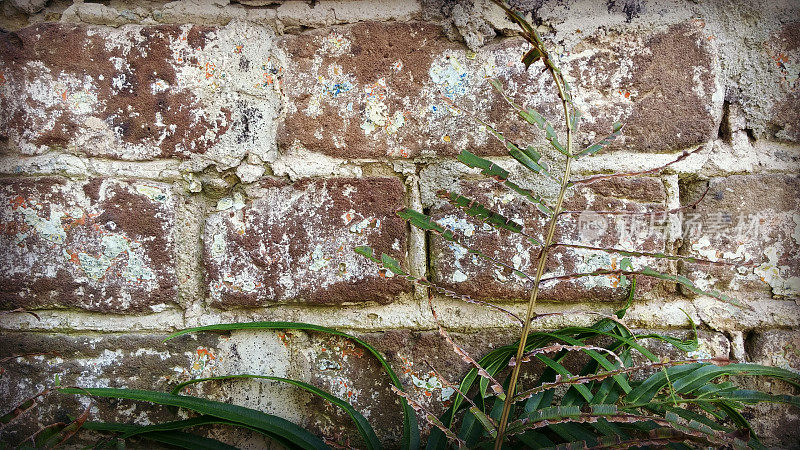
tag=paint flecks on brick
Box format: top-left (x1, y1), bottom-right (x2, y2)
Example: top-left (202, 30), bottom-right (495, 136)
top-left (204, 177), bottom-right (409, 306)
top-left (279, 21), bottom-right (719, 159)
top-left (428, 176), bottom-right (669, 303)
top-left (0, 21), bottom-right (281, 170)
top-left (682, 175), bottom-right (800, 300)
top-left (0, 177), bottom-right (177, 312)
top-left (765, 22), bottom-right (800, 142)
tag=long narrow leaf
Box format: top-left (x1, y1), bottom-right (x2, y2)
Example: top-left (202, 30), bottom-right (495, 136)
top-left (80, 421), bottom-right (239, 450)
top-left (574, 122), bottom-right (623, 159)
top-left (457, 150), bottom-right (554, 216)
top-left (165, 321), bottom-right (419, 450)
top-left (59, 388), bottom-right (328, 450)
top-left (172, 375), bottom-right (381, 450)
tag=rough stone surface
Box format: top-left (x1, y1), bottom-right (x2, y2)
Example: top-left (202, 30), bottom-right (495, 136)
top-left (681, 175), bottom-right (800, 302)
top-left (0, 177), bottom-right (178, 313)
top-left (279, 20), bottom-right (719, 159)
top-left (764, 21), bottom-right (800, 142)
top-left (0, 328), bottom-right (512, 447)
top-left (740, 329), bottom-right (800, 448)
top-left (0, 332), bottom-right (220, 447)
top-left (0, 21), bottom-right (281, 170)
top-left (428, 174), bottom-right (670, 302)
top-left (204, 177), bottom-right (409, 306)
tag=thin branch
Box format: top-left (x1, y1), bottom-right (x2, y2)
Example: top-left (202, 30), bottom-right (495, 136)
top-left (0, 389), bottom-right (53, 432)
top-left (549, 242), bottom-right (747, 267)
top-left (390, 386), bottom-right (467, 449)
top-left (558, 184), bottom-right (710, 216)
top-left (569, 146), bottom-right (704, 186)
top-left (428, 292), bottom-right (506, 397)
top-left (493, 0), bottom-right (577, 444)
top-left (512, 357), bottom-right (732, 402)
top-left (423, 361), bottom-right (485, 416)
top-left (510, 343), bottom-right (625, 368)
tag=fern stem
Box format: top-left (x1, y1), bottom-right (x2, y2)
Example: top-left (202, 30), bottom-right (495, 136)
top-left (494, 35), bottom-right (575, 448)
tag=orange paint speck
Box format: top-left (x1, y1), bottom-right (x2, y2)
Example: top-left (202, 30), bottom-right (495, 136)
top-left (10, 196), bottom-right (25, 209)
top-left (197, 348), bottom-right (216, 360)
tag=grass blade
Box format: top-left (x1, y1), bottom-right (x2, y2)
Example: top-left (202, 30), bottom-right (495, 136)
top-left (171, 375), bottom-right (381, 450)
top-left (59, 388), bottom-right (328, 450)
top-left (81, 421), bottom-right (239, 450)
top-left (165, 322), bottom-right (419, 450)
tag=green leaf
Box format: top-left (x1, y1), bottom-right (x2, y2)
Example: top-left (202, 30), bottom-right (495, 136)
top-left (457, 150), bottom-right (554, 216)
top-left (469, 406), bottom-right (497, 438)
top-left (719, 389), bottom-right (800, 407)
top-left (80, 422), bottom-right (239, 450)
top-left (172, 375), bottom-right (382, 450)
top-left (116, 416), bottom-right (243, 439)
top-left (396, 208), bottom-right (454, 239)
top-left (635, 310), bottom-right (698, 352)
top-left (457, 150), bottom-right (509, 181)
top-left (165, 322), bottom-right (419, 450)
top-left (570, 109), bottom-right (582, 131)
top-left (522, 48), bottom-right (542, 68)
top-left (507, 142), bottom-right (551, 177)
top-left (59, 388), bottom-right (328, 450)
top-left (381, 253), bottom-right (406, 276)
top-left (615, 276), bottom-right (636, 319)
top-left (354, 245), bottom-right (373, 259)
top-left (574, 122), bottom-right (623, 158)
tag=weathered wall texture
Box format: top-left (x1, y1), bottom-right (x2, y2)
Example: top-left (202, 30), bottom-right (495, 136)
top-left (1, 0), bottom-right (799, 447)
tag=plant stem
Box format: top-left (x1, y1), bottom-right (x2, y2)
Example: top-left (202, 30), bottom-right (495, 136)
top-left (494, 61), bottom-right (574, 448)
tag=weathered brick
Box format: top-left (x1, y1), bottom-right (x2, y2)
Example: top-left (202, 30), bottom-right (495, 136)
top-left (0, 177), bottom-right (178, 312)
top-left (278, 20), bottom-right (718, 159)
top-left (764, 22), bottom-right (800, 142)
top-left (746, 329), bottom-right (800, 370)
top-left (428, 175), bottom-right (669, 303)
top-left (680, 175), bottom-right (800, 301)
top-left (204, 177), bottom-right (409, 306)
top-left (0, 332), bottom-right (221, 447)
top-left (740, 330), bottom-right (800, 448)
top-left (0, 328), bottom-right (503, 447)
top-left (0, 21), bottom-right (280, 168)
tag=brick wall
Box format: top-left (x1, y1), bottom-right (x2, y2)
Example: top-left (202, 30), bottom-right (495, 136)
top-left (1, 0), bottom-right (799, 447)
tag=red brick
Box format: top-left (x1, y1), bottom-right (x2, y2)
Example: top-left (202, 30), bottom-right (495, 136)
top-left (680, 175), bottom-right (800, 300)
top-left (764, 22), bottom-right (800, 142)
top-left (278, 21), bottom-right (718, 159)
top-left (204, 177), bottom-right (409, 306)
top-left (0, 177), bottom-right (177, 312)
top-left (429, 176), bottom-right (669, 303)
top-left (0, 22), bottom-right (279, 165)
